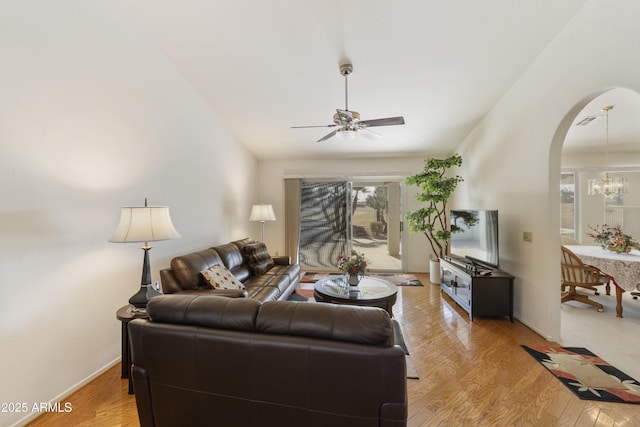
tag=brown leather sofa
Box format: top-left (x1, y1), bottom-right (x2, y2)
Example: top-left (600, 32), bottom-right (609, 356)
top-left (159, 237), bottom-right (300, 302)
top-left (128, 295), bottom-right (408, 427)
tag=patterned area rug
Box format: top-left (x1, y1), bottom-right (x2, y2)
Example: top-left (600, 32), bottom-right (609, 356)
top-left (287, 292), bottom-right (308, 302)
top-left (522, 345), bottom-right (640, 404)
top-left (300, 272), bottom-right (424, 286)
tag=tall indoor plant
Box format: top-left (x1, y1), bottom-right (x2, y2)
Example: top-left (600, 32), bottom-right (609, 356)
top-left (405, 154), bottom-right (463, 282)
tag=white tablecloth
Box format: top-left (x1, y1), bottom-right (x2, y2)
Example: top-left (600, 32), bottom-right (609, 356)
top-left (564, 245), bottom-right (640, 292)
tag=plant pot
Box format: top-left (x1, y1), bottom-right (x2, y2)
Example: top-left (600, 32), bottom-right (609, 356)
top-left (430, 259), bottom-right (441, 284)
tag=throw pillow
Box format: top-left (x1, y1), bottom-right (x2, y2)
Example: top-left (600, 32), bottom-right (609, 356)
top-left (242, 242), bottom-right (275, 276)
top-left (201, 264), bottom-right (245, 290)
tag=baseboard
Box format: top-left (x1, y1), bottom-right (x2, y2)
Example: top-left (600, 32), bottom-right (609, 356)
top-left (12, 357), bottom-right (121, 427)
top-left (516, 317), bottom-right (559, 342)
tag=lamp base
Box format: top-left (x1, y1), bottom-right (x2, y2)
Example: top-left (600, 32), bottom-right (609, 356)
top-left (128, 285), bottom-right (149, 309)
top-left (128, 284), bottom-right (162, 310)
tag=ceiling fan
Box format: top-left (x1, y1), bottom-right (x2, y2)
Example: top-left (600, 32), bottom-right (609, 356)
top-left (292, 63), bottom-right (405, 142)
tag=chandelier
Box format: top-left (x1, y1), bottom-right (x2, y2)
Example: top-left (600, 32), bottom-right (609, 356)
top-left (587, 105), bottom-right (627, 196)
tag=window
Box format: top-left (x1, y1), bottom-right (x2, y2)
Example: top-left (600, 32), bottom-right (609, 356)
top-left (561, 173), bottom-right (577, 239)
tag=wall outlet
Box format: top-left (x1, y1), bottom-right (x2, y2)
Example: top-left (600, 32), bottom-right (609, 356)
top-left (523, 231), bottom-right (533, 243)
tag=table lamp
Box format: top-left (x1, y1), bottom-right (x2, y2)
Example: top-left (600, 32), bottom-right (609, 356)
top-left (249, 203), bottom-right (276, 241)
top-left (110, 198), bottom-right (181, 310)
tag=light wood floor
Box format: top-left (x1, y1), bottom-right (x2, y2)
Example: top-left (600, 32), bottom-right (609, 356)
top-left (28, 273), bottom-right (640, 426)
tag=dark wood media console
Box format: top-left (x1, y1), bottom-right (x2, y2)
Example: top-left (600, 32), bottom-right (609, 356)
top-left (440, 258), bottom-right (514, 321)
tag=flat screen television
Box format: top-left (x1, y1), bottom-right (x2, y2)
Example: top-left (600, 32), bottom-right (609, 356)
top-left (449, 210), bottom-right (499, 268)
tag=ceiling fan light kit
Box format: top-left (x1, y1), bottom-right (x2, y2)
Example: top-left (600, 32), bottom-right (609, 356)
top-left (336, 129), bottom-right (358, 141)
top-left (292, 63), bottom-right (405, 142)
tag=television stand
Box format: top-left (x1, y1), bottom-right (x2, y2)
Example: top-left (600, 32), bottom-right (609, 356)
top-left (439, 258), bottom-right (514, 321)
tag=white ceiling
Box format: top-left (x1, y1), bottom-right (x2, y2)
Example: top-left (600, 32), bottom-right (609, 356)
top-left (563, 87), bottom-right (640, 154)
top-left (119, 0), bottom-right (593, 160)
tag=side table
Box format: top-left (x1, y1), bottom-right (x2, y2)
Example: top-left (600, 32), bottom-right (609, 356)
top-left (116, 305), bottom-right (148, 394)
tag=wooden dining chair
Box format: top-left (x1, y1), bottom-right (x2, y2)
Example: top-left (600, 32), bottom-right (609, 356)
top-left (560, 246), bottom-right (611, 312)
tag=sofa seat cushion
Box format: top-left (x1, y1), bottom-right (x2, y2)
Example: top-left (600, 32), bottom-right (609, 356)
top-left (201, 264), bottom-right (246, 290)
top-left (242, 242), bottom-right (275, 275)
top-left (263, 264), bottom-right (301, 284)
top-left (263, 275), bottom-right (291, 295)
top-left (245, 285), bottom-right (281, 302)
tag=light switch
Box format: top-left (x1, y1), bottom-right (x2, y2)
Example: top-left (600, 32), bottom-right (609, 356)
top-left (523, 231), bottom-right (533, 243)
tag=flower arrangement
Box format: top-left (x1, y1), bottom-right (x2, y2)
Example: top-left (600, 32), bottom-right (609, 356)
top-left (587, 224), bottom-right (640, 253)
top-left (337, 250), bottom-right (368, 275)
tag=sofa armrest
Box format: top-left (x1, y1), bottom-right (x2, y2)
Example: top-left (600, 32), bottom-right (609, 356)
top-left (160, 268), bottom-right (182, 294)
top-left (272, 256), bottom-right (291, 266)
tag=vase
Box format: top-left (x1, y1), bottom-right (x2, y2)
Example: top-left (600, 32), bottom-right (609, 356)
top-left (348, 273), bottom-right (361, 286)
top-left (429, 259), bottom-right (441, 284)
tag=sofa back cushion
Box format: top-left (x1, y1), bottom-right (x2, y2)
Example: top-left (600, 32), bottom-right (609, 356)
top-left (147, 294), bottom-right (260, 331)
top-left (242, 242), bottom-right (275, 275)
top-left (257, 300), bottom-right (393, 346)
top-left (146, 295), bottom-right (392, 346)
top-left (212, 242), bottom-right (251, 281)
top-left (170, 248), bottom-right (223, 290)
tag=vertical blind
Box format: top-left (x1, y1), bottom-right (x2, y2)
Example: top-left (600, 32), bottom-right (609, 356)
top-left (298, 181), bottom-right (351, 269)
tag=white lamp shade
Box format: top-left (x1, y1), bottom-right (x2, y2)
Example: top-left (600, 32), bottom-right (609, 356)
top-left (110, 206), bottom-right (181, 243)
top-left (249, 204), bottom-right (276, 222)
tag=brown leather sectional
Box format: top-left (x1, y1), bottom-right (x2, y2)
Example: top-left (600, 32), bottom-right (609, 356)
top-left (128, 294), bottom-right (408, 427)
top-left (159, 237), bottom-right (301, 302)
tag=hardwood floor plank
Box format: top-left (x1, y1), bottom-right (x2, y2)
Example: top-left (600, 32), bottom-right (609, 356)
top-left (27, 274), bottom-right (640, 426)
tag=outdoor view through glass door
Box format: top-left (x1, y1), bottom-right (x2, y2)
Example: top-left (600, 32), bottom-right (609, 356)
top-left (299, 180), bottom-right (402, 271)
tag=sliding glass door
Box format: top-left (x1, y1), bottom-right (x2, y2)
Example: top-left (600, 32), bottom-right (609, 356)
top-left (297, 179), bottom-right (402, 271)
top-left (351, 182), bottom-right (402, 271)
top-left (298, 181), bottom-right (351, 269)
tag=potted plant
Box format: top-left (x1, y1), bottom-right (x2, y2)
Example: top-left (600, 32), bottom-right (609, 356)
top-left (405, 154), bottom-right (463, 283)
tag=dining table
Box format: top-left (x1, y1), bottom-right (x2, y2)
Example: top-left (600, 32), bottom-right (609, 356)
top-left (564, 244), bottom-right (640, 317)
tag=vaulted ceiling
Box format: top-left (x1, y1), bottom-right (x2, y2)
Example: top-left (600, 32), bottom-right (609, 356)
top-left (120, 1), bottom-right (593, 160)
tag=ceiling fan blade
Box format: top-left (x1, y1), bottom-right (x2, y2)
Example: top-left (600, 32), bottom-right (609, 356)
top-left (317, 130), bottom-right (338, 142)
top-left (359, 116), bottom-right (405, 127)
top-left (360, 128), bottom-right (382, 140)
top-left (291, 124), bottom-right (337, 129)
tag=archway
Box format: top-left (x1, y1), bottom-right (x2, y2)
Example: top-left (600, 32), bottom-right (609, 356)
top-left (549, 86), bottom-right (640, 380)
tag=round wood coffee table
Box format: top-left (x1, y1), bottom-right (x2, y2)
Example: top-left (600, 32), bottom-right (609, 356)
top-left (313, 275), bottom-right (398, 317)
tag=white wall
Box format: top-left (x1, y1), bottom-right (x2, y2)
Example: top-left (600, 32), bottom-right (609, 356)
top-left (257, 157), bottom-right (435, 272)
top-left (453, 0), bottom-right (640, 341)
top-left (0, 3), bottom-right (257, 426)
